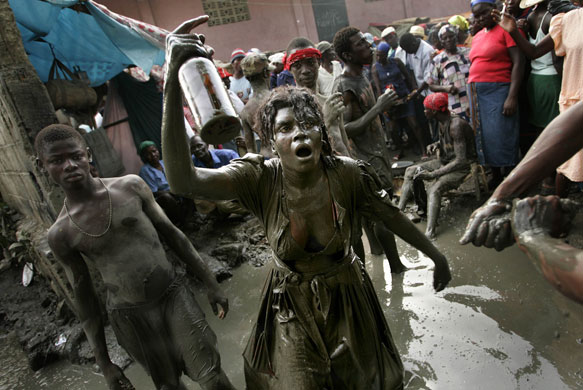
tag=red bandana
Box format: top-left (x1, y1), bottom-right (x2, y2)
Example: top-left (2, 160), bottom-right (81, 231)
top-left (284, 48), bottom-right (321, 70)
top-left (423, 92), bottom-right (449, 112)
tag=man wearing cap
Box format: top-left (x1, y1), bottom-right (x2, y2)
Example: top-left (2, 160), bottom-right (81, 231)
top-left (239, 52), bottom-right (274, 157)
top-left (138, 141), bottom-right (195, 225)
top-left (316, 41), bottom-right (343, 96)
top-left (398, 93), bottom-right (476, 239)
top-left (381, 26), bottom-right (407, 63)
top-left (268, 52), bottom-right (284, 89)
top-left (229, 48), bottom-right (252, 104)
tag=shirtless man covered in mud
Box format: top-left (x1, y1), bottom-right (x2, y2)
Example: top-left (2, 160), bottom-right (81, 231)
top-left (332, 26), bottom-right (408, 273)
top-left (36, 124), bottom-right (234, 390)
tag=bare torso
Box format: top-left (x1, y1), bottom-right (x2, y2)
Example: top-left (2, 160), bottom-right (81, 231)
top-left (50, 176), bottom-right (173, 307)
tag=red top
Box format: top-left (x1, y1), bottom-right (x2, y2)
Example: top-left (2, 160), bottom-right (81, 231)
top-left (469, 25), bottom-right (517, 83)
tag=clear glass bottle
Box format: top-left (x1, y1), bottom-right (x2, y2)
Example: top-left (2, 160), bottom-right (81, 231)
top-left (179, 57), bottom-right (242, 144)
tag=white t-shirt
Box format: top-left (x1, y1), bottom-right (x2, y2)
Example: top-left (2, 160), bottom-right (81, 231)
top-left (317, 61), bottom-right (343, 96)
top-left (229, 76), bottom-right (252, 102)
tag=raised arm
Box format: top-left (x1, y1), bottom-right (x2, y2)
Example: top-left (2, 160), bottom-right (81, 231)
top-left (322, 92), bottom-right (351, 156)
top-left (48, 231), bottom-right (133, 390)
top-left (132, 175), bottom-right (228, 318)
top-left (161, 17), bottom-right (237, 200)
top-left (343, 88), bottom-right (398, 138)
top-left (497, 9), bottom-right (554, 60)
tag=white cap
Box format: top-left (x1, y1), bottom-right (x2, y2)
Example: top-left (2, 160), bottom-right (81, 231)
top-left (268, 52), bottom-right (285, 64)
top-left (381, 26), bottom-right (396, 38)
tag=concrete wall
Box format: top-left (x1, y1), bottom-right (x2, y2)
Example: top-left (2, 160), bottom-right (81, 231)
top-left (98, 0), bottom-right (469, 61)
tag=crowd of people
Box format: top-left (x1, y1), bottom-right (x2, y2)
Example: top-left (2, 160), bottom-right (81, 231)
top-left (35, 0), bottom-right (583, 389)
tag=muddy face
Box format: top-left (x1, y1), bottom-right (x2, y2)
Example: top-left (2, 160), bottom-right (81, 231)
top-left (272, 107), bottom-right (322, 174)
top-left (40, 138), bottom-right (91, 190)
top-left (347, 32), bottom-right (374, 65)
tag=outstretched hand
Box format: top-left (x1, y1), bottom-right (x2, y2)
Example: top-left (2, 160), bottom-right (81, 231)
top-left (378, 88), bottom-right (399, 111)
top-left (433, 258), bottom-right (451, 292)
top-left (511, 195), bottom-right (577, 238)
top-left (165, 16), bottom-right (210, 73)
top-left (460, 199), bottom-right (514, 251)
top-left (208, 288), bottom-right (229, 319)
top-left (103, 363), bottom-right (134, 390)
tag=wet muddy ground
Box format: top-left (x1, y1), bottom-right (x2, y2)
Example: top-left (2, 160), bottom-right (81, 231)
top-left (1, 195), bottom-right (583, 389)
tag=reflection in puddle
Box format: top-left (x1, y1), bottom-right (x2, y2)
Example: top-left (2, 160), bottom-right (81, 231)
top-left (2, 232), bottom-right (582, 389)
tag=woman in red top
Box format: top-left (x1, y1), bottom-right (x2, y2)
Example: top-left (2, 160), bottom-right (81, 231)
top-left (468, 0), bottom-right (524, 187)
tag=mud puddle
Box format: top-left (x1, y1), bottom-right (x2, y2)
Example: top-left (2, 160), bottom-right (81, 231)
top-left (2, 206), bottom-right (583, 389)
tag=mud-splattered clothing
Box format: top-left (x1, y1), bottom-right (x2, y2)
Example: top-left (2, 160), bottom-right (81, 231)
top-left (333, 73), bottom-right (393, 190)
top-left (222, 154), bottom-right (404, 389)
top-left (109, 274), bottom-right (221, 388)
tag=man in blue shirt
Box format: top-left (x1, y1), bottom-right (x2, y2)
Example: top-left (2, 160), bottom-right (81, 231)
top-left (189, 136), bottom-right (247, 216)
top-left (190, 135), bottom-right (239, 168)
top-left (139, 140), bottom-right (194, 225)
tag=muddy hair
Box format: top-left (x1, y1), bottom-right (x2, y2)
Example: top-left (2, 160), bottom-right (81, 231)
top-left (256, 86), bottom-right (333, 157)
top-left (35, 124), bottom-right (86, 159)
top-left (333, 26), bottom-right (360, 63)
top-left (286, 37), bottom-right (315, 52)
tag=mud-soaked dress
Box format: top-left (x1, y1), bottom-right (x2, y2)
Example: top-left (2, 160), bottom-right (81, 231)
top-left (223, 154), bottom-right (404, 389)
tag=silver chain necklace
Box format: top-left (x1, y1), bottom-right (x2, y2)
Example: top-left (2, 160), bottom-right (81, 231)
top-left (64, 178), bottom-right (112, 238)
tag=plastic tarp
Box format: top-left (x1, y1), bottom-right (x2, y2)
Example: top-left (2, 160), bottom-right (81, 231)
top-left (10, 0), bottom-right (168, 86)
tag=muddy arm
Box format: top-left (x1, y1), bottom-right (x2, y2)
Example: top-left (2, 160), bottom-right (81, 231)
top-left (512, 196), bottom-right (583, 304)
top-left (382, 212), bottom-right (451, 291)
top-left (48, 231), bottom-right (133, 389)
top-left (161, 17), bottom-right (237, 200)
top-left (342, 89), bottom-right (398, 139)
top-left (461, 102), bottom-right (583, 247)
top-left (132, 176), bottom-right (228, 318)
top-left (242, 117), bottom-right (257, 154)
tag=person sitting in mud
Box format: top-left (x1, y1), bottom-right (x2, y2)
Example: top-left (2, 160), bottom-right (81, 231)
top-left (36, 124), bottom-right (234, 390)
top-left (460, 101), bottom-right (583, 303)
top-left (333, 26), bottom-right (408, 273)
top-left (190, 135), bottom-right (247, 216)
top-left (161, 17), bottom-right (451, 389)
top-left (239, 52), bottom-right (273, 157)
top-left (399, 92), bottom-right (477, 239)
top-left (191, 135), bottom-right (239, 168)
top-left (138, 140), bottom-right (194, 225)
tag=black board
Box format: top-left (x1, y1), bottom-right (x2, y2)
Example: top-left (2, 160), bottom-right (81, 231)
top-left (311, 0), bottom-right (350, 43)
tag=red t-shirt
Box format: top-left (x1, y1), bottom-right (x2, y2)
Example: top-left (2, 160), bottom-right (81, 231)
top-left (468, 24), bottom-right (517, 83)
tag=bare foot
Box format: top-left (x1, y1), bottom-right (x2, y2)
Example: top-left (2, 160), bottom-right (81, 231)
top-left (425, 230), bottom-right (436, 241)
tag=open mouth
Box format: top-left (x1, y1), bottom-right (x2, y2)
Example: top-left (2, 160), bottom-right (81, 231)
top-left (295, 145), bottom-right (312, 158)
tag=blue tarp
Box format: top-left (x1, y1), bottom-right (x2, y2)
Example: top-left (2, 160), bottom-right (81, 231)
top-left (10, 0), bottom-right (166, 86)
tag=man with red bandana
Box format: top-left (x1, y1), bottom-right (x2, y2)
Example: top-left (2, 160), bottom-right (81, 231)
top-left (398, 92), bottom-right (477, 239)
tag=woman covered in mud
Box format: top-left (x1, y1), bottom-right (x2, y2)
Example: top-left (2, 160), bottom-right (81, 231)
top-left (162, 17), bottom-right (452, 389)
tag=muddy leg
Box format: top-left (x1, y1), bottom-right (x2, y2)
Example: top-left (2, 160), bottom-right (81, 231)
top-left (374, 222), bottom-right (407, 273)
top-left (363, 220), bottom-right (384, 255)
top-left (425, 183), bottom-right (442, 240)
top-left (399, 166), bottom-right (417, 211)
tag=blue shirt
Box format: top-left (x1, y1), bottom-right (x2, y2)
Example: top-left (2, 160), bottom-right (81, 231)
top-left (192, 149), bottom-right (239, 169)
top-left (276, 70), bottom-right (296, 87)
top-left (139, 160), bottom-right (169, 193)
